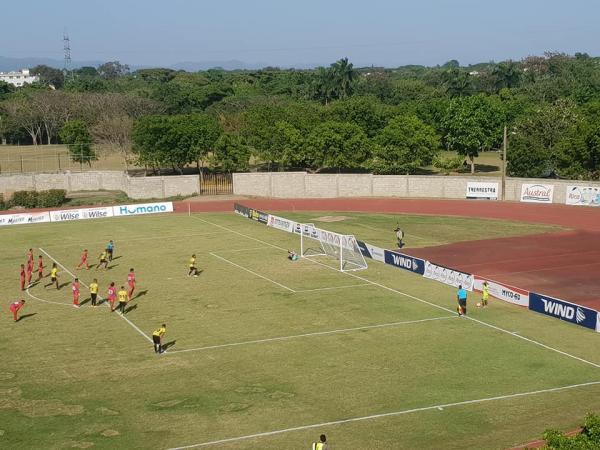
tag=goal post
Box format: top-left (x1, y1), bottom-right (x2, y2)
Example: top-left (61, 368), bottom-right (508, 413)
top-left (299, 223), bottom-right (368, 272)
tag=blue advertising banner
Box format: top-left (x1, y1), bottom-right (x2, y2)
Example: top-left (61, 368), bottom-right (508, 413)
top-left (383, 250), bottom-right (426, 275)
top-left (529, 292), bottom-right (598, 330)
top-left (356, 240), bottom-right (385, 262)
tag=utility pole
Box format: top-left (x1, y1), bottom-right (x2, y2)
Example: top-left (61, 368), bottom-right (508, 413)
top-left (502, 125), bottom-right (507, 201)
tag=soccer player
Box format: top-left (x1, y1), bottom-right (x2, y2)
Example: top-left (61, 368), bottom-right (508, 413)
top-left (117, 286), bottom-right (128, 314)
top-left (481, 281), bottom-right (489, 307)
top-left (72, 278), bottom-right (81, 307)
top-left (9, 299), bottom-right (26, 322)
top-left (89, 278), bottom-right (99, 307)
top-left (152, 324), bottom-right (166, 354)
top-left (26, 248), bottom-right (34, 268)
top-left (76, 249), bottom-right (90, 270)
top-left (45, 263), bottom-right (59, 289)
top-left (312, 434), bottom-right (328, 450)
top-left (188, 255), bottom-right (199, 277)
top-left (395, 226), bottom-right (405, 248)
top-left (127, 268), bottom-right (136, 300)
top-left (106, 240), bottom-right (115, 261)
top-left (287, 249), bottom-right (299, 261)
top-left (20, 264), bottom-right (26, 291)
top-left (25, 262), bottom-right (33, 288)
top-left (457, 284), bottom-right (468, 316)
top-left (37, 255), bottom-right (44, 280)
top-left (107, 282), bottom-right (117, 312)
top-left (97, 250), bottom-right (109, 271)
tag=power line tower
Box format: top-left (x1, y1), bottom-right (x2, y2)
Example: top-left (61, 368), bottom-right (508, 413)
top-left (63, 30), bottom-right (71, 75)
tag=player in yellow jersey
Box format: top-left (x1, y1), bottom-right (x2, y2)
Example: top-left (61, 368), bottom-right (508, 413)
top-left (96, 250), bottom-right (109, 270)
top-left (481, 281), bottom-right (489, 307)
top-left (188, 254), bottom-right (199, 277)
top-left (117, 286), bottom-right (128, 314)
top-left (45, 263), bottom-right (59, 289)
top-left (152, 324), bottom-right (167, 354)
top-left (312, 434), bottom-right (328, 450)
top-left (89, 278), bottom-right (99, 307)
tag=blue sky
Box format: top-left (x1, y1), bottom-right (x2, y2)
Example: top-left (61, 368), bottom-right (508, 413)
top-left (2, 0), bottom-right (598, 67)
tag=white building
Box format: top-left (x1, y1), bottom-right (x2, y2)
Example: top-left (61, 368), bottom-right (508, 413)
top-left (0, 69), bottom-right (39, 87)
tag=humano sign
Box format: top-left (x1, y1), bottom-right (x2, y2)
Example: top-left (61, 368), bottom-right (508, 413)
top-left (112, 202), bottom-right (173, 216)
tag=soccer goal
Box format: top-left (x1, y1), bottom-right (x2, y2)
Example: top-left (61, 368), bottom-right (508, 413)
top-left (299, 223), bottom-right (368, 272)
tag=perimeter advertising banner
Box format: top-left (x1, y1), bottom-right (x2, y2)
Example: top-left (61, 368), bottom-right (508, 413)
top-left (466, 182), bottom-right (499, 200)
top-left (0, 212), bottom-right (51, 226)
top-left (424, 261), bottom-right (474, 291)
top-left (566, 186), bottom-right (600, 207)
top-left (529, 292), bottom-right (598, 330)
top-left (50, 207), bottom-right (114, 222)
top-left (473, 276), bottom-right (529, 307)
top-left (520, 184), bottom-right (554, 203)
top-left (234, 203), bottom-right (250, 218)
top-left (356, 240), bottom-right (386, 263)
top-left (383, 250), bottom-right (426, 275)
top-left (267, 214), bottom-right (295, 233)
top-left (112, 202), bottom-right (173, 217)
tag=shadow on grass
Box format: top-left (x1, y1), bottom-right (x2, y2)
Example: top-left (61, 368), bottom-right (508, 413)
top-left (131, 290), bottom-right (148, 301)
top-left (17, 313), bottom-right (37, 322)
top-left (124, 304), bottom-right (138, 314)
top-left (163, 340), bottom-right (177, 351)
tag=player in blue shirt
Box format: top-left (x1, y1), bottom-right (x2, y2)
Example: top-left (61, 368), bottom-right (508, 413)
top-left (106, 240), bottom-right (115, 261)
top-left (457, 285), bottom-right (468, 316)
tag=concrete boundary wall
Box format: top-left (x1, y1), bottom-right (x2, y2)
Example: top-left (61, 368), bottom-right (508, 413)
top-left (233, 172), bottom-right (600, 204)
top-left (2, 170), bottom-right (599, 203)
top-left (0, 171), bottom-right (199, 200)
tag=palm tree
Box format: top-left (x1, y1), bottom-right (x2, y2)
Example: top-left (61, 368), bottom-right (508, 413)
top-left (331, 57), bottom-right (357, 99)
top-left (492, 60), bottom-right (522, 91)
top-left (442, 68), bottom-right (472, 97)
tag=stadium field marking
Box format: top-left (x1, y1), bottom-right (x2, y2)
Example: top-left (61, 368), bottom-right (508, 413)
top-left (167, 379), bottom-right (600, 449)
top-left (165, 316), bottom-right (456, 355)
top-left (210, 252), bottom-right (296, 292)
top-left (192, 216), bottom-right (600, 369)
top-left (216, 246), bottom-right (275, 253)
top-left (26, 285), bottom-right (73, 307)
top-left (39, 247), bottom-right (154, 344)
top-left (294, 283), bottom-right (372, 293)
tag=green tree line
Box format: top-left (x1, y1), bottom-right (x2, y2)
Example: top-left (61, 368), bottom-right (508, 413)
top-left (0, 53), bottom-right (599, 178)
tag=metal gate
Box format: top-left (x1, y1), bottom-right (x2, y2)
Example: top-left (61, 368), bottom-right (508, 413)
top-left (200, 172), bottom-right (233, 195)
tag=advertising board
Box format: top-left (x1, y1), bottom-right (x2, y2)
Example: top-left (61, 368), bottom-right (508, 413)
top-left (520, 184), bottom-right (554, 203)
top-left (529, 292), bottom-right (598, 330)
top-left (565, 186), bottom-right (600, 207)
top-left (424, 261), bottom-right (474, 290)
top-left (383, 250), bottom-right (425, 275)
top-left (356, 240), bottom-right (385, 263)
top-left (267, 214), bottom-right (295, 233)
top-left (466, 182), bottom-right (499, 200)
top-left (112, 202), bottom-right (173, 217)
top-left (473, 276), bottom-right (529, 307)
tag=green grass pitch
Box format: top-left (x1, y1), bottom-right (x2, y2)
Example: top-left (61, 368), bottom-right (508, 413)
top-left (1, 212), bottom-right (599, 449)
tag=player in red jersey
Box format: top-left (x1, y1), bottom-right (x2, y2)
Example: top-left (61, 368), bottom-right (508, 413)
top-left (107, 282), bottom-right (117, 312)
top-left (37, 255), bottom-right (44, 280)
top-left (76, 249), bottom-right (90, 270)
top-left (9, 299), bottom-right (26, 322)
top-left (72, 278), bottom-right (81, 307)
top-left (20, 264), bottom-right (26, 291)
top-left (26, 248), bottom-right (34, 267)
top-left (127, 268), bottom-right (136, 300)
top-left (25, 263), bottom-right (33, 287)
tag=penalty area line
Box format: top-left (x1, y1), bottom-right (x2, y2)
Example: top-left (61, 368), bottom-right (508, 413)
top-left (165, 316), bottom-right (456, 355)
top-left (167, 380), bottom-right (600, 449)
top-left (192, 216), bottom-right (600, 370)
top-left (38, 247), bottom-right (153, 345)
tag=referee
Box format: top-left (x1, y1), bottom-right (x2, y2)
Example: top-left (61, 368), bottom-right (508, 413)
top-left (153, 324), bottom-right (167, 354)
top-left (457, 285), bottom-right (468, 316)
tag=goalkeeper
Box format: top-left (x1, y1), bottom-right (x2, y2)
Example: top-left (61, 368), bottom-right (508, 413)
top-left (287, 250), bottom-right (299, 261)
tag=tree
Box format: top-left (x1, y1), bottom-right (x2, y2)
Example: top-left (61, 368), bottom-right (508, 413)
top-left (491, 60), bottom-right (522, 91)
top-left (442, 94), bottom-right (506, 173)
top-left (211, 133), bottom-right (251, 172)
top-left (370, 115), bottom-right (440, 174)
top-left (74, 66), bottom-right (99, 77)
top-left (97, 61), bottom-right (130, 79)
top-left (3, 97), bottom-right (43, 144)
top-left (303, 121), bottom-right (370, 172)
top-left (441, 68), bottom-right (472, 97)
top-left (30, 65), bottom-right (65, 88)
top-left (60, 120), bottom-right (96, 166)
top-left (331, 57), bottom-right (357, 99)
top-left (507, 99), bottom-right (579, 178)
top-left (326, 96), bottom-right (393, 137)
top-left (0, 81), bottom-right (14, 100)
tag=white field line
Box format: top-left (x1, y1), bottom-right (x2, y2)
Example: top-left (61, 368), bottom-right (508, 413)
top-left (39, 247), bottom-right (154, 344)
top-left (167, 380), bottom-right (600, 449)
top-left (165, 316), bottom-right (456, 355)
top-left (216, 246), bottom-right (274, 253)
top-left (294, 283), bottom-right (372, 293)
top-left (210, 252), bottom-right (296, 293)
top-left (26, 286), bottom-right (73, 307)
top-left (192, 216), bottom-right (600, 370)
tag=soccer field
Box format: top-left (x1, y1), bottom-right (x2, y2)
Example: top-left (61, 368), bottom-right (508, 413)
top-left (2, 212), bottom-right (599, 450)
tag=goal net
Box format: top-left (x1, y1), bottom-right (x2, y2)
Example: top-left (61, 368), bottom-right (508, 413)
top-left (299, 223), bottom-right (368, 272)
